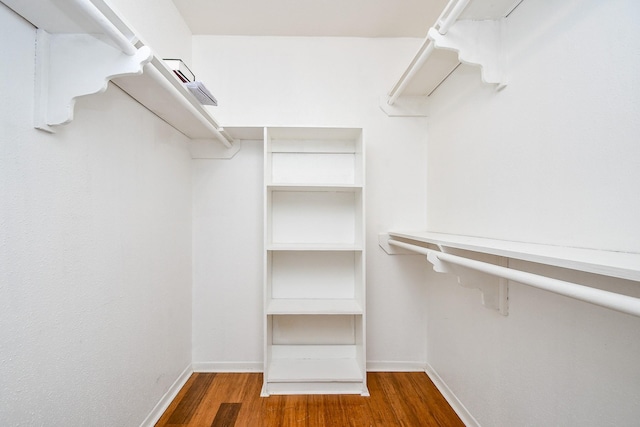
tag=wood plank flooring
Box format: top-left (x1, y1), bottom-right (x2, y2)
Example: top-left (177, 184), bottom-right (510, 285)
top-left (155, 372), bottom-right (464, 427)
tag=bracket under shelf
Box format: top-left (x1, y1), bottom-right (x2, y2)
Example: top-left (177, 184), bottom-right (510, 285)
top-left (382, 0), bottom-right (519, 115)
top-left (379, 233), bottom-right (509, 315)
top-left (34, 29), bottom-right (152, 132)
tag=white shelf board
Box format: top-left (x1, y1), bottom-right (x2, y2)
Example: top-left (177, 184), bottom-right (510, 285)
top-left (112, 57), bottom-right (227, 141)
top-left (267, 299), bottom-right (363, 315)
top-left (267, 184), bottom-right (362, 192)
top-left (267, 243), bottom-right (363, 251)
top-left (389, 231), bottom-right (640, 282)
top-left (268, 358), bottom-right (363, 383)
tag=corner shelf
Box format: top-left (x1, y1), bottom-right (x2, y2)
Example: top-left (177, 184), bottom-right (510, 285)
top-left (3, 0), bottom-right (234, 147)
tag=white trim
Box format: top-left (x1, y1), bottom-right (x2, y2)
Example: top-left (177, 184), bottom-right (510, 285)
top-left (139, 364), bottom-right (193, 427)
top-left (424, 363), bottom-right (480, 427)
top-left (193, 361), bottom-right (263, 372)
top-left (366, 361), bottom-right (427, 372)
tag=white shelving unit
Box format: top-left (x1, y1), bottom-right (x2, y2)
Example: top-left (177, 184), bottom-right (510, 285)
top-left (262, 127), bottom-right (368, 396)
top-left (3, 0), bottom-right (234, 148)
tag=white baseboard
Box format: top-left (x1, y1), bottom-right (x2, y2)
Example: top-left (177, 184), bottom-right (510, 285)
top-left (366, 361), bottom-right (427, 372)
top-left (139, 364), bottom-right (193, 427)
top-left (193, 361), bottom-right (263, 372)
top-left (424, 363), bottom-right (480, 427)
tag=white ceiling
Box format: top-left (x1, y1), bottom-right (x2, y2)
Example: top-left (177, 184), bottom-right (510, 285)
top-left (170, 0), bottom-right (451, 38)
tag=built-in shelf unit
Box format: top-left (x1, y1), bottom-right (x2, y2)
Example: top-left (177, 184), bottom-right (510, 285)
top-left (263, 127), bottom-right (368, 396)
top-left (3, 0), bottom-right (234, 148)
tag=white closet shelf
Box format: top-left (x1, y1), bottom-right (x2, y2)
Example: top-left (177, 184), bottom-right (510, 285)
top-left (267, 243), bottom-right (363, 251)
top-left (268, 359), bottom-right (363, 383)
top-left (384, 0), bottom-right (522, 111)
top-left (267, 184), bottom-right (362, 192)
top-left (4, 0), bottom-right (233, 147)
top-left (388, 231), bottom-right (640, 282)
top-left (268, 345), bottom-right (364, 383)
top-left (267, 299), bottom-right (363, 315)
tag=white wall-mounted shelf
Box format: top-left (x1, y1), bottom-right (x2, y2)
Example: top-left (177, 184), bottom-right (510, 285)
top-left (382, 231), bottom-right (640, 318)
top-left (3, 0), bottom-right (234, 148)
top-left (382, 0), bottom-right (523, 116)
top-left (387, 231), bottom-right (640, 282)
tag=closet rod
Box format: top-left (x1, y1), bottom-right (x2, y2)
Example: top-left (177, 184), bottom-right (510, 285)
top-left (436, 0), bottom-right (471, 35)
top-left (72, 0), bottom-right (137, 55)
top-left (388, 238), bottom-right (640, 318)
top-left (387, 0), bottom-right (469, 105)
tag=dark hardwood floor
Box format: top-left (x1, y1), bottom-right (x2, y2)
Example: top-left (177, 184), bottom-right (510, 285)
top-left (155, 372), bottom-right (464, 426)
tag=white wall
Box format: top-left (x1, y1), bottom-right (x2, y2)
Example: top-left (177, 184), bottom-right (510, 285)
top-left (190, 36), bottom-right (431, 369)
top-left (0, 4), bottom-right (192, 425)
top-left (425, 0), bottom-right (640, 425)
top-left (109, 0), bottom-right (193, 64)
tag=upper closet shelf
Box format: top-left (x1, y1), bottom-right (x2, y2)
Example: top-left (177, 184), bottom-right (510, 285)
top-left (382, 0), bottom-right (522, 116)
top-left (386, 231), bottom-right (640, 283)
top-left (3, 0), bottom-right (234, 147)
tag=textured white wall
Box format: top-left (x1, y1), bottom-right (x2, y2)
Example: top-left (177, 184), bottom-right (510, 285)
top-left (191, 36), bottom-right (431, 369)
top-left (425, 0), bottom-right (640, 425)
top-left (0, 4), bottom-right (192, 425)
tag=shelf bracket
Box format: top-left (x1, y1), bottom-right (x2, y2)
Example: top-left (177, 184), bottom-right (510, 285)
top-left (383, 234), bottom-right (508, 315)
top-left (34, 29), bottom-right (152, 132)
top-left (428, 18), bottom-right (507, 90)
top-left (431, 250), bottom-right (509, 316)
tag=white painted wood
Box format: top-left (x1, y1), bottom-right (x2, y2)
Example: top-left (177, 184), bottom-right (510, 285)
top-left (387, 0), bottom-right (514, 103)
top-left (272, 315), bottom-right (356, 345)
top-left (114, 58), bottom-right (233, 145)
top-left (5, 0), bottom-right (232, 146)
top-left (267, 299), bottom-right (363, 315)
top-left (271, 153), bottom-right (356, 184)
top-left (388, 237), bottom-right (640, 318)
top-left (269, 191), bottom-right (359, 245)
top-left (264, 127), bottom-right (366, 395)
top-left (34, 30), bottom-right (151, 131)
top-left (270, 251), bottom-right (358, 299)
top-left (265, 381), bottom-right (366, 396)
top-left (267, 243), bottom-right (363, 251)
top-left (429, 19), bottom-right (506, 88)
top-left (389, 231), bottom-right (640, 282)
top-left (268, 358), bottom-right (363, 382)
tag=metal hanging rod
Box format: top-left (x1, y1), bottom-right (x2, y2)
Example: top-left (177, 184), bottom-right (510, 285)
top-left (388, 238), bottom-right (640, 318)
